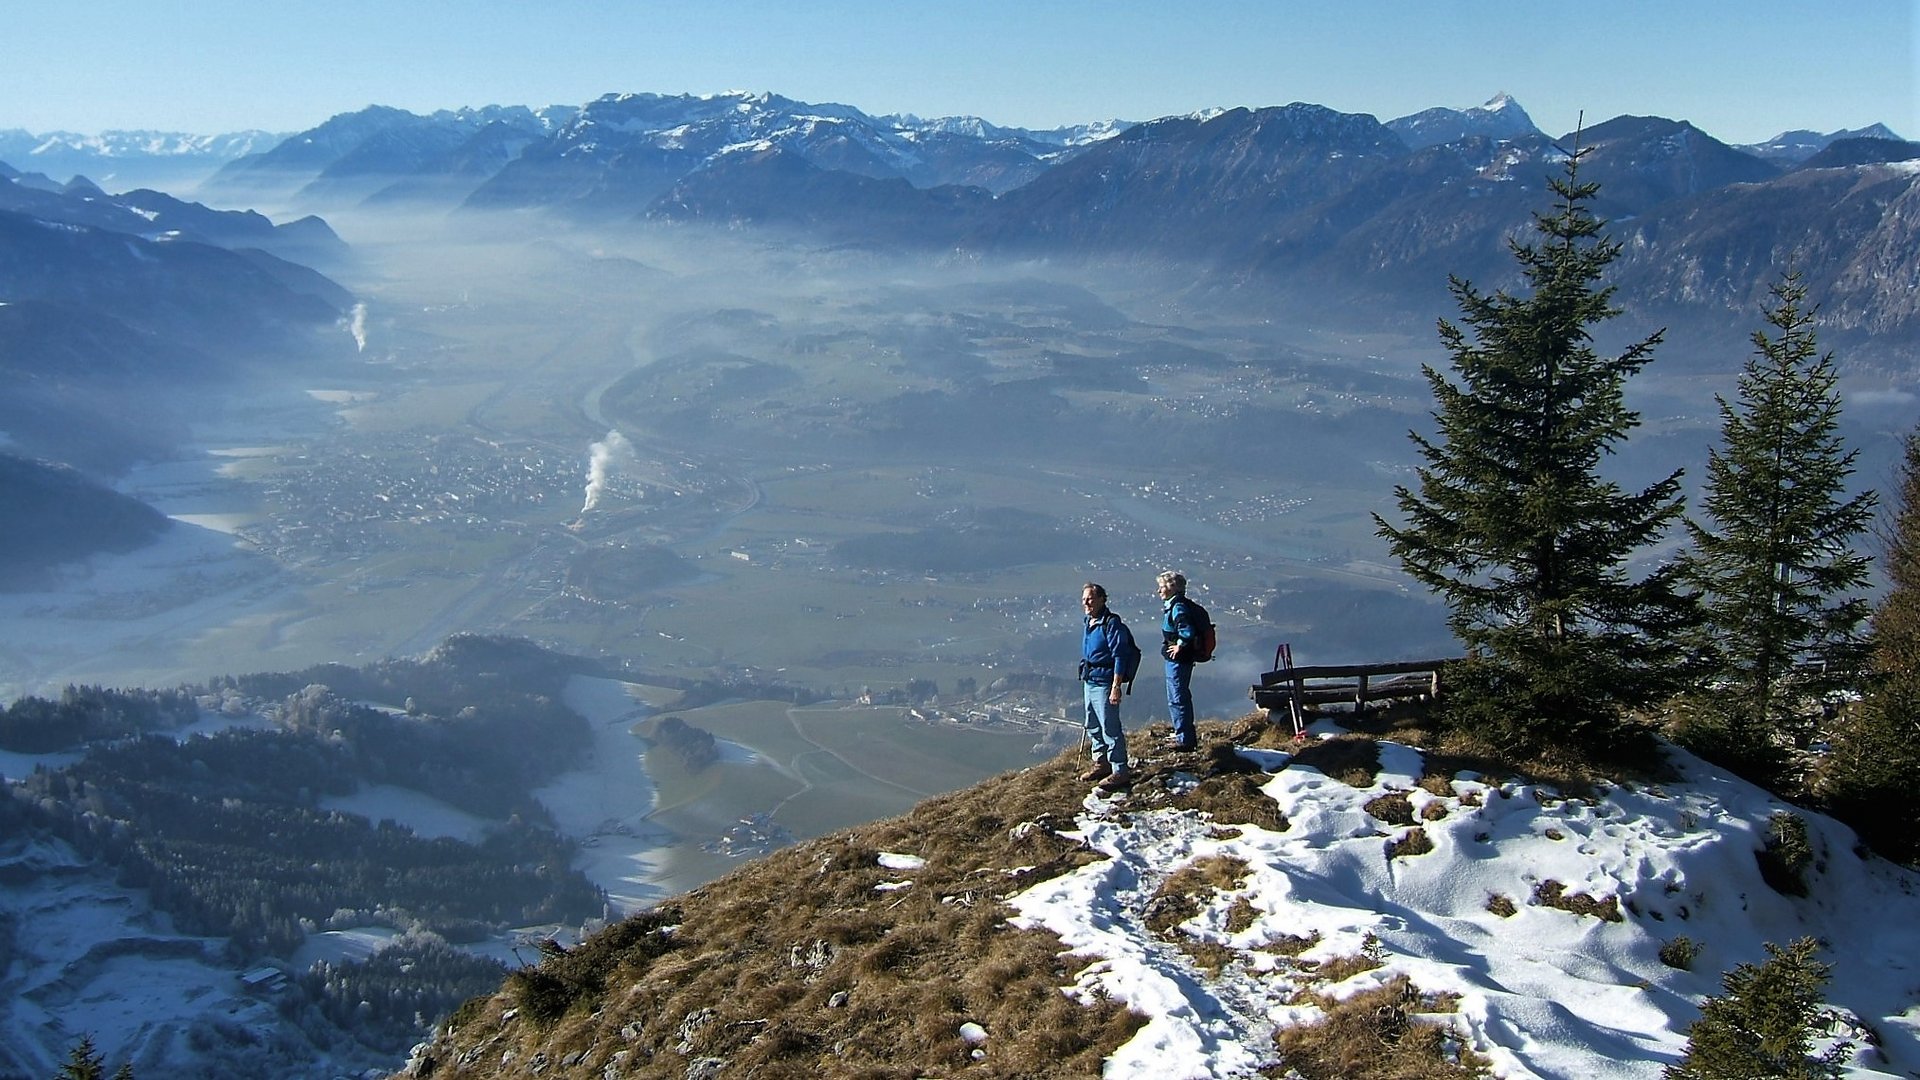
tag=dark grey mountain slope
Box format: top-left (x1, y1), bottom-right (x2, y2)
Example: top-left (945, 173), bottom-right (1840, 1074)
top-left (1797, 137), bottom-right (1920, 170)
top-left (0, 209), bottom-right (347, 353)
top-left (210, 104), bottom-right (423, 187)
top-left (976, 103), bottom-right (1408, 260)
top-left (886, 127), bottom-right (1061, 191)
top-left (0, 172), bottom-right (352, 270)
top-left (645, 146), bottom-right (992, 244)
top-left (364, 119), bottom-right (558, 206)
top-left (1566, 115), bottom-right (1780, 217)
top-left (0, 205), bottom-right (355, 475)
top-left (1612, 160), bottom-right (1920, 342)
top-left (0, 300), bottom-right (201, 473)
top-left (0, 452), bottom-right (172, 590)
top-left (1232, 133), bottom-right (1561, 313)
top-left (207, 104), bottom-right (573, 205)
top-left (296, 107), bottom-right (568, 205)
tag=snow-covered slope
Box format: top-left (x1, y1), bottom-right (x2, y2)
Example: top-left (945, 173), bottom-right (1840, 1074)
top-left (1008, 727), bottom-right (1918, 1078)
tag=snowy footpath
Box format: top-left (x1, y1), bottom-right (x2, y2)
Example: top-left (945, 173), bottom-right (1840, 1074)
top-left (1009, 731), bottom-right (1920, 1079)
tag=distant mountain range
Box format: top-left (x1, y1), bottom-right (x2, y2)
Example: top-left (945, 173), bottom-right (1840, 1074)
top-left (0, 127), bottom-right (284, 193)
top-left (174, 92), bottom-right (1920, 346)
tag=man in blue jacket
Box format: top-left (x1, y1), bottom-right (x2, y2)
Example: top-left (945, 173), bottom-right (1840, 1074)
top-left (1158, 570), bottom-right (1200, 752)
top-left (1078, 582), bottom-right (1134, 791)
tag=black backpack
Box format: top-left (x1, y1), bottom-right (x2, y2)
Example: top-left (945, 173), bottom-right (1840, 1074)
top-left (1110, 615), bottom-right (1143, 690)
top-left (1178, 598), bottom-right (1217, 663)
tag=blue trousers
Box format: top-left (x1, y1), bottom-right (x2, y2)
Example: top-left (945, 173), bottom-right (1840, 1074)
top-left (1082, 681), bottom-right (1127, 770)
top-left (1165, 658), bottom-right (1195, 742)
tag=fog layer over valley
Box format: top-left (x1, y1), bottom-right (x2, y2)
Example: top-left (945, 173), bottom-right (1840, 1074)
top-left (3, 209), bottom-right (1477, 703)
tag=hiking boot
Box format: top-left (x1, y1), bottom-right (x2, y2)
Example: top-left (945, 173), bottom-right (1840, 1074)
top-left (1094, 769), bottom-right (1133, 793)
top-left (1163, 735), bottom-right (1197, 752)
top-left (1078, 759), bottom-right (1112, 782)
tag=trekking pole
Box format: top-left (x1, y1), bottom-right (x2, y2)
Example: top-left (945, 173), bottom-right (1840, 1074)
top-left (1274, 642), bottom-right (1307, 741)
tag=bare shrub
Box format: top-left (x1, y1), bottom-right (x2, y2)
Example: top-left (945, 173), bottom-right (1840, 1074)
top-left (1224, 898), bottom-right (1260, 935)
top-left (1533, 880), bottom-right (1623, 922)
top-left (1659, 936), bottom-right (1701, 970)
top-left (1274, 975), bottom-right (1490, 1079)
top-left (1386, 827), bottom-right (1434, 860)
top-left (1365, 790), bottom-right (1417, 825)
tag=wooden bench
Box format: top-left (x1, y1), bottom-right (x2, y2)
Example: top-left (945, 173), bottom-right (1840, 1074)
top-left (1249, 649), bottom-right (1459, 735)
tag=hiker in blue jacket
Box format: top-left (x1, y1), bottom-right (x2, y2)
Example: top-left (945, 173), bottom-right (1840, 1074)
top-left (1078, 582), bottom-right (1134, 791)
top-left (1158, 570), bottom-right (1199, 752)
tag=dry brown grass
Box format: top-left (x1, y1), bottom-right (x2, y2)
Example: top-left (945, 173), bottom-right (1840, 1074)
top-left (1303, 934), bottom-right (1387, 987)
top-left (1289, 734), bottom-right (1383, 787)
top-left (1385, 828), bottom-right (1434, 860)
top-left (1532, 880), bottom-right (1623, 922)
top-left (1485, 894), bottom-right (1517, 919)
top-left (1175, 771), bottom-right (1291, 833)
top-left (1364, 790), bottom-right (1416, 826)
top-left (1144, 854), bottom-right (1252, 935)
top-left (407, 718), bottom-right (1314, 1079)
top-left (411, 712), bottom-right (1651, 1078)
top-left (1223, 897), bottom-right (1260, 935)
top-left (405, 744), bottom-right (1153, 1078)
top-left (1259, 931), bottom-right (1323, 958)
top-left (1269, 975), bottom-right (1491, 1079)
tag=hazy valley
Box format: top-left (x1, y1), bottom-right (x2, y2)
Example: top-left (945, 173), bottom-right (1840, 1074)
top-left (3, 86), bottom-right (1918, 1077)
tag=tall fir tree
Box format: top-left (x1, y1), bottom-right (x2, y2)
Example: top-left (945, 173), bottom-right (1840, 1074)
top-left (1676, 272), bottom-right (1876, 781)
top-left (1374, 141), bottom-right (1694, 760)
top-left (1818, 424), bottom-right (1920, 862)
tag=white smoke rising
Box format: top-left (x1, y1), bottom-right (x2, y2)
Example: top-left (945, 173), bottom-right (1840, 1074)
top-left (347, 302), bottom-right (368, 352)
top-left (581, 430), bottom-right (638, 514)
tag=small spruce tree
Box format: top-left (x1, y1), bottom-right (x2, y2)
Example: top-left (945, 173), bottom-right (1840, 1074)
top-left (1375, 138), bottom-right (1694, 760)
top-left (1666, 937), bottom-right (1847, 1080)
top-left (55, 1036), bottom-right (107, 1080)
top-left (1676, 272), bottom-right (1876, 783)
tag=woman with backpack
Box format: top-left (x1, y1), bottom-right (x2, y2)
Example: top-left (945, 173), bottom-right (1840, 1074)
top-left (1158, 570), bottom-right (1214, 753)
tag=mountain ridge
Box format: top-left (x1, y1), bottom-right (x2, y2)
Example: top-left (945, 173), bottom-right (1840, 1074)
top-left (394, 715), bottom-right (1920, 1078)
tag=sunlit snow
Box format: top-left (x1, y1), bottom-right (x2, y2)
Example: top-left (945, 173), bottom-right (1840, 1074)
top-left (1009, 724), bottom-right (1920, 1078)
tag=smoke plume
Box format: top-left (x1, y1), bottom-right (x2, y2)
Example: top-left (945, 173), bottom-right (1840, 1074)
top-left (581, 430), bottom-right (638, 514)
top-left (347, 303), bottom-right (368, 352)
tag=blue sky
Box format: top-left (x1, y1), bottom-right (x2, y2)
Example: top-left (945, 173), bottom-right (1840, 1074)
top-left (4, 1), bottom-right (1913, 144)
